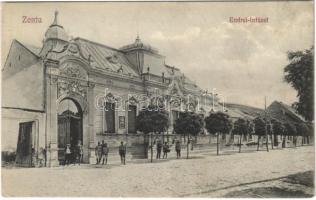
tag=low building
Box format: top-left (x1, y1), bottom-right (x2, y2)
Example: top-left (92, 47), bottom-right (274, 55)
top-left (265, 101), bottom-right (306, 124)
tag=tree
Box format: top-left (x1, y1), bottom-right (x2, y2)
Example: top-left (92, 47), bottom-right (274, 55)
top-left (284, 47), bottom-right (314, 121)
top-left (284, 123), bottom-right (297, 147)
top-left (136, 105), bottom-right (169, 159)
top-left (271, 119), bottom-right (285, 147)
top-left (267, 122), bottom-right (273, 149)
top-left (232, 118), bottom-right (248, 153)
top-left (253, 117), bottom-right (267, 151)
top-left (205, 112), bottom-right (232, 155)
top-left (136, 105), bottom-right (169, 134)
top-left (174, 111), bottom-right (204, 158)
top-left (306, 123), bottom-right (314, 144)
top-left (295, 122), bottom-right (309, 146)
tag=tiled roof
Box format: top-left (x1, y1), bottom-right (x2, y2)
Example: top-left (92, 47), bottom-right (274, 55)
top-left (74, 38), bottom-right (139, 77)
top-left (266, 101), bottom-right (306, 123)
top-left (224, 103), bottom-right (263, 120)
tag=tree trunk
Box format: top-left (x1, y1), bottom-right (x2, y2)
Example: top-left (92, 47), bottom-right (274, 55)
top-left (257, 135), bottom-right (260, 151)
top-left (187, 140), bottom-right (189, 159)
top-left (150, 134), bottom-right (153, 162)
top-left (282, 135), bottom-right (286, 148)
top-left (192, 136), bottom-right (195, 151)
top-left (217, 133), bottom-right (219, 155)
top-left (274, 134), bottom-right (278, 147)
top-left (239, 134), bottom-right (242, 153)
top-left (266, 135), bottom-right (269, 152)
top-left (271, 134), bottom-right (274, 150)
top-left (144, 134), bottom-right (149, 159)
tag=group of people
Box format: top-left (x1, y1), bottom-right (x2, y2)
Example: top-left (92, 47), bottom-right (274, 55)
top-left (95, 141), bottom-right (126, 165)
top-left (155, 140), bottom-right (182, 159)
top-left (64, 141), bottom-right (83, 165)
top-left (95, 140), bottom-right (109, 165)
top-left (63, 139), bottom-right (181, 166)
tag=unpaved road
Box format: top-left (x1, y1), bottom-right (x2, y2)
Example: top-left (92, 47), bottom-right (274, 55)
top-left (2, 146), bottom-right (314, 197)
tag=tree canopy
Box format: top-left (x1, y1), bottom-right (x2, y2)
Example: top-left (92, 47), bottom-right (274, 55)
top-left (246, 120), bottom-right (254, 135)
top-left (295, 122), bottom-right (309, 137)
top-left (205, 112), bottom-right (232, 135)
top-left (232, 118), bottom-right (248, 136)
top-left (284, 46), bottom-right (314, 121)
top-left (253, 117), bottom-right (266, 136)
top-left (271, 119), bottom-right (285, 135)
top-left (174, 111), bottom-right (204, 136)
top-left (284, 122), bottom-right (297, 136)
top-left (136, 105), bottom-right (169, 134)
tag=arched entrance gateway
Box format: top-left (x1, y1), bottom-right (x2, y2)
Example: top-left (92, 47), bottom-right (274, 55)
top-left (57, 98), bottom-right (83, 164)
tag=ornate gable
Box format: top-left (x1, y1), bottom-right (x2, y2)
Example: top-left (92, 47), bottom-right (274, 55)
top-left (167, 77), bottom-right (184, 97)
top-left (47, 40), bottom-right (91, 64)
top-left (59, 62), bottom-right (88, 80)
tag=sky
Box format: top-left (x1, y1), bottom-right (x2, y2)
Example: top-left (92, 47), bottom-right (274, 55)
top-left (1, 2), bottom-right (314, 109)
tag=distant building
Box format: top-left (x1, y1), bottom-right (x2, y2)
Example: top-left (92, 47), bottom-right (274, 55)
top-left (265, 101), bottom-right (306, 124)
top-left (2, 12), bottom-right (217, 166)
top-left (223, 103), bottom-right (263, 121)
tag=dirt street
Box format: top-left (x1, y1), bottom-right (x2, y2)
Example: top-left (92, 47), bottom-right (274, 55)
top-left (2, 146), bottom-right (314, 197)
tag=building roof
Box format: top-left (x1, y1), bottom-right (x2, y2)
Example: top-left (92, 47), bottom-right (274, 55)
top-left (266, 101), bottom-right (306, 123)
top-left (119, 35), bottom-right (159, 54)
top-left (23, 43), bottom-right (41, 56)
top-left (74, 37), bottom-right (139, 77)
top-left (224, 103), bottom-right (263, 120)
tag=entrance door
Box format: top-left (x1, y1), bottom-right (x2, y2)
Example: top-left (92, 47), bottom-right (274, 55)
top-left (58, 99), bottom-right (83, 164)
top-left (15, 121), bottom-right (33, 167)
top-left (128, 105), bottom-right (137, 133)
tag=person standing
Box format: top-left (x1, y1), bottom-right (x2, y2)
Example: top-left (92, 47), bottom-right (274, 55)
top-left (102, 142), bottom-right (109, 165)
top-left (95, 142), bottom-right (102, 164)
top-left (37, 147), bottom-right (45, 167)
top-left (163, 142), bottom-right (169, 159)
top-left (175, 140), bottom-right (181, 159)
top-left (119, 141), bottom-right (126, 165)
top-left (65, 144), bottom-right (71, 166)
top-left (156, 140), bottom-right (162, 159)
top-left (77, 140), bottom-right (83, 165)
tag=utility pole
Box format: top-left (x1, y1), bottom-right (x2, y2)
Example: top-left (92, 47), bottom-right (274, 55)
top-left (265, 96), bottom-right (269, 152)
top-left (150, 133), bottom-right (153, 163)
top-left (212, 88), bottom-right (216, 112)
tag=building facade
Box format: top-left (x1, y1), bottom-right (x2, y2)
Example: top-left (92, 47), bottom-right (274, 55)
top-left (2, 12), bottom-right (218, 167)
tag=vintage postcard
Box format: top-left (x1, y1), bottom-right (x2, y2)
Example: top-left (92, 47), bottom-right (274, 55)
top-left (1, 1), bottom-right (314, 197)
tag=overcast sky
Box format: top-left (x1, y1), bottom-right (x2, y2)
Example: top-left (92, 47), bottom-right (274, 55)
top-left (2, 2), bottom-right (314, 109)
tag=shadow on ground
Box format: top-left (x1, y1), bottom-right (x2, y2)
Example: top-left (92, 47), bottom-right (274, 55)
top-left (223, 171), bottom-right (314, 198)
top-left (224, 187), bottom-right (313, 198)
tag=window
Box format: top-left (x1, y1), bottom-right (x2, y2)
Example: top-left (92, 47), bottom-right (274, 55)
top-left (105, 102), bottom-right (115, 133)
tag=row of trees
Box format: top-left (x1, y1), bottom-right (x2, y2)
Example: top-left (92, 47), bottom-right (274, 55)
top-left (136, 105), bottom-right (313, 157)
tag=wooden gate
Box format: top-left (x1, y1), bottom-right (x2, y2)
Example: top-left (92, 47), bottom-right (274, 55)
top-left (58, 111), bottom-right (82, 164)
top-left (15, 121), bottom-right (33, 167)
